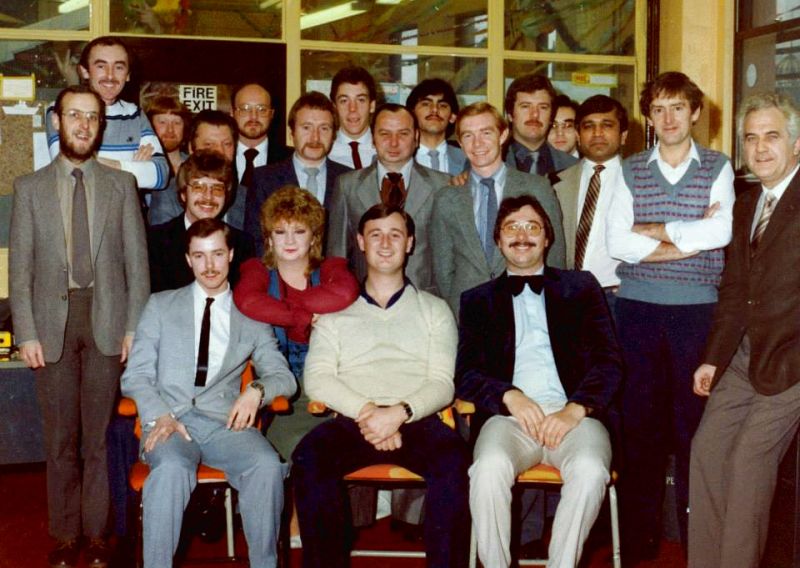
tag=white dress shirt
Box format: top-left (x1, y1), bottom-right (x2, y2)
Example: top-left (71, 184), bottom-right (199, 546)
top-left (329, 129), bottom-right (376, 169)
top-left (415, 139), bottom-right (450, 173)
top-left (236, 139), bottom-right (269, 183)
top-left (191, 281), bottom-right (232, 387)
top-left (577, 156), bottom-right (622, 287)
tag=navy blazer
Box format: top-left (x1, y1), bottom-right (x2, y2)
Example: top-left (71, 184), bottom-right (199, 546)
top-left (456, 267), bottom-right (622, 438)
top-left (244, 156), bottom-right (352, 257)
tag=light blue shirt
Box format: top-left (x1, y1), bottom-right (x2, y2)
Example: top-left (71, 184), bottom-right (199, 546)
top-left (470, 163), bottom-right (507, 239)
top-left (292, 154), bottom-right (328, 204)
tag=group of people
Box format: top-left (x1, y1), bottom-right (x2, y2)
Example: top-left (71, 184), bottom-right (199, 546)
top-left (8, 33), bottom-right (800, 568)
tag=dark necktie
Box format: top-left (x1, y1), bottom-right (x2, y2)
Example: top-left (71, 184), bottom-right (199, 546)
top-left (195, 297), bottom-right (215, 387)
top-left (574, 164), bottom-right (605, 269)
top-left (481, 177), bottom-right (497, 263)
top-left (241, 148), bottom-right (258, 188)
top-left (71, 168), bottom-right (93, 288)
top-left (349, 141), bottom-right (363, 169)
top-left (507, 274), bottom-right (545, 296)
top-left (517, 149), bottom-right (539, 174)
top-left (381, 172), bottom-right (406, 207)
top-left (751, 192), bottom-right (776, 253)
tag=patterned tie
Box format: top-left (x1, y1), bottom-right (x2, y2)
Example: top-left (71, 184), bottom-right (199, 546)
top-left (574, 164), bottom-right (605, 269)
top-left (304, 166), bottom-right (320, 201)
top-left (71, 168), bottom-right (93, 288)
top-left (429, 149), bottom-right (440, 172)
top-left (349, 141), bottom-right (363, 169)
top-left (195, 297), bottom-right (215, 387)
top-left (241, 148), bottom-right (258, 188)
top-left (481, 177), bottom-right (497, 263)
top-left (751, 191), bottom-right (776, 252)
top-left (380, 173), bottom-right (406, 207)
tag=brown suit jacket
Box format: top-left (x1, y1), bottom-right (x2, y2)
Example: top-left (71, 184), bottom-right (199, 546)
top-left (704, 169), bottom-right (800, 395)
top-left (10, 159), bottom-right (150, 361)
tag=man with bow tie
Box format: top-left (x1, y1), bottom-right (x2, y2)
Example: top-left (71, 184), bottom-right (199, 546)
top-left (455, 194), bottom-right (623, 568)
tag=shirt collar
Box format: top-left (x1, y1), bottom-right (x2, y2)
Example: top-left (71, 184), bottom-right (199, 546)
top-left (582, 154), bottom-right (622, 173)
top-left (292, 152), bottom-right (327, 172)
top-left (336, 128), bottom-right (372, 146)
top-left (647, 139), bottom-right (700, 167)
top-left (377, 159), bottom-right (414, 183)
top-left (421, 139), bottom-right (449, 155)
top-left (763, 163), bottom-right (800, 201)
top-left (470, 163), bottom-right (507, 187)
top-left (192, 280), bottom-right (232, 306)
top-left (57, 154), bottom-right (96, 176)
top-left (359, 277), bottom-right (414, 309)
top-left (237, 139), bottom-right (268, 158)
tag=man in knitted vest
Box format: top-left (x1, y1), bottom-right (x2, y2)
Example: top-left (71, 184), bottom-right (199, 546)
top-left (292, 203), bottom-right (470, 568)
top-left (605, 72), bottom-right (735, 564)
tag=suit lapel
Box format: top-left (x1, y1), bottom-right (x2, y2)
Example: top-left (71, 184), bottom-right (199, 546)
top-left (452, 186), bottom-right (491, 271)
top-left (210, 302), bottom-right (242, 385)
top-left (34, 163), bottom-right (68, 267)
top-left (754, 171), bottom-right (800, 255)
top-left (404, 164), bottom-right (433, 219)
top-left (92, 165), bottom-right (112, 262)
top-left (355, 165), bottom-right (380, 212)
top-left (174, 286), bottom-right (197, 383)
top-left (554, 163), bottom-right (582, 266)
top-left (490, 274), bottom-right (517, 379)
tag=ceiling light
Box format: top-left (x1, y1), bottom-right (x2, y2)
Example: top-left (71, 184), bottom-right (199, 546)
top-left (300, 2), bottom-right (368, 30)
top-left (58, 0), bottom-right (89, 14)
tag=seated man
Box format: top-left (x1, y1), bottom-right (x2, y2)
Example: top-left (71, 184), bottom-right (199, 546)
top-left (457, 195), bottom-right (622, 567)
top-left (292, 204), bottom-right (470, 568)
top-left (121, 218), bottom-right (296, 568)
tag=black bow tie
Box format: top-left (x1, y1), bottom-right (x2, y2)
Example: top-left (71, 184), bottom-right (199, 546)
top-left (507, 274), bottom-right (545, 296)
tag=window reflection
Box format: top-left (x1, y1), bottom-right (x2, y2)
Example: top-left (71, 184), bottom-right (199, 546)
top-left (0, 1), bottom-right (89, 30)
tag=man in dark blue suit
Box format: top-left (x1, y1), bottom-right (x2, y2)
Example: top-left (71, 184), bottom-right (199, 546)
top-left (456, 194), bottom-right (622, 567)
top-left (244, 92), bottom-right (352, 257)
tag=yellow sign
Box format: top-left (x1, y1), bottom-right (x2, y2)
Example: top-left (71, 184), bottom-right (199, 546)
top-left (572, 72), bottom-right (618, 88)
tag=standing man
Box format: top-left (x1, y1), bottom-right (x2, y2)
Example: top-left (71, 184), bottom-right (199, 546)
top-left (328, 103), bottom-right (449, 292)
top-left (47, 37), bottom-right (169, 193)
top-left (406, 78), bottom-right (467, 175)
top-left (504, 74), bottom-right (577, 179)
top-left (458, 195), bottom-right (622, 568)
top-left (431, 102), bottom-right (566, 315)
top-left (327, 66), bottom-right (378, 169)
top-left (689, 93), bottom-right (800, 568)
top-left (548, 95), bottom-right (580, 158)
top-left (10, 84), bottom-right (149, 568)
top-left (244, 91), bottom-right (352, 257)
top-left (554, 94), bottom-right (628, 309)
top-left (293, 204), bottom-right (470, 568)
top-left (605, 71), bottom-right (735, 563)
top-left (122, 218), bottom-right (295, 568)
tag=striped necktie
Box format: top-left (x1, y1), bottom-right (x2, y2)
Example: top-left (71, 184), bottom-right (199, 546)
top-left (574, 164), bottom-right (605, 269)
top-left (751, 191), bottom-right (776, 252)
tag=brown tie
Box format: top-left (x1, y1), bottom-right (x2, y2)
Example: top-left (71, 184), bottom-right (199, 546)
top-left (380, 173), bottom-right (406, 207)
top-left (71, 168), bottom-right (93, 288)
top-left (349, 141), bottom-right (363, 169)
top-left (574, 164), bottom-right (605, 269)
top-left (751, 191), bottom-right (776, 253)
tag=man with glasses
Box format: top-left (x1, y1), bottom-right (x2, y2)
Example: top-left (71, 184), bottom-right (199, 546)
top-left (548, 95), bottom-right (580, 158)
top-left (147, 151), bottom-right (254, 293)
top-left (456, 194), bottom-right (622, 568)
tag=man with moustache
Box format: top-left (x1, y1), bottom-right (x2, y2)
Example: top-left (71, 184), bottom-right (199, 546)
top-left (548, 95), bottom-right (580, 158)
top-left (328, 66), bottom-right (378, 169)
top-left (11, 84), bottom-right (149, 568)
top-left (328, 103), bottom-right (449, 292)
top-left (244, 92), bottom-right (351, 257)
top-left (122, 218), bottom-right (295, 568)
top-left (457, 195), bottom-right (622, 568)
top-left (554, 95), bottom-right (628, 311)
top-left (46, 36), bottom-right (169, 193)
top-left (504, 74), bottom-right (577, 179)
top-left (148, 151), bottom-right (254, 293)
top-left (406, 78), bottom-right (467, 175)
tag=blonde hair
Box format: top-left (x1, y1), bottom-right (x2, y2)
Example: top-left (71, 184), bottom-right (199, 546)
top-left (260, 185), bottom-right (325, 274)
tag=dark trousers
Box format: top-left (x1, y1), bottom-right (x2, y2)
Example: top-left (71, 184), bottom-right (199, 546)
top-left (615, 298), bottom-right (713, 557)
top-left (292, 414), bottom-right (471, 568)
top-left (35, 289), bottom-right (122, 540)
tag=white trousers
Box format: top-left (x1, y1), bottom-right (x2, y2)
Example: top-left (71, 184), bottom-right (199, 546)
top-left (469, 411), bottom-right (611, 568)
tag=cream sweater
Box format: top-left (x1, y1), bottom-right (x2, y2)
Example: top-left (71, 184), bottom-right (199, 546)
top-left (304, 286), bottom-right (457, 420)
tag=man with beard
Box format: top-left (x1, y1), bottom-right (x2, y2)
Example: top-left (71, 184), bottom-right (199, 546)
top-left (244, 92), bottom-right (351, 257)
top-left (10, 84), bottom-right (149, 568)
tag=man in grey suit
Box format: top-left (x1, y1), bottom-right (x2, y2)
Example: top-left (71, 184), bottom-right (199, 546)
top-left (328, 103), bottom-right (449, 292)
top-left (431, 102), bottom-right (566, 315)
top-left (10, 84), bottom-right (149, 568)
top-left (121, 218), bottom-right (295, 568)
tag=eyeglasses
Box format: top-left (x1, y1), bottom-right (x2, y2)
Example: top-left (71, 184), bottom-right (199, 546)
top-left (501, 221), bottom-right (544, 236)
top-left (62, 109), bottom-right (101, 124)
top-left (235, 104), bottom-right (272, 115)
top-left (188, 181), bottom-right (227, 197)
top-left (551, 120), bottom-right (575, 132)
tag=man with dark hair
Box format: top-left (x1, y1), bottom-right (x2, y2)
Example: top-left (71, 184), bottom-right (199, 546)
top-left (605, 71), bottom-right (735, 562)
top-left (328, 66), bottom-right (378, 169)
top-left (11, 84), bottom-right (149, 568)
top-left (504, 74), bottom-right (577, 178)
top-left (548, 94), bottom-right (580, 157)
top-left (122, 217), bottom-right (295, 568)
top-left (457, 194), bottom-right (622, 568)
top-left (328, 103), bottom-right (449, 292)
top-left (406, 78), bottom-right (467, 175)
top-left (148, 151), bottom-right (254, 292)
top-left (244, 91), bottom-right (352, 257)
top-left (293, 203), bottom-right (470, 568)
top-left (553, 94), bottom-right (628, 310)
top-left (46, 36), bottom-right (169, 193)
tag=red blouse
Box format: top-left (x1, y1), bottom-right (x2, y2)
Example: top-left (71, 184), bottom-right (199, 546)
top-left (233, 257), bottom-right (359, 344)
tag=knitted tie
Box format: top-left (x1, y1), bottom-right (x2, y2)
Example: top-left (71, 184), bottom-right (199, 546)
top-left (349, 141), bottom-right (363, 169)
top-left (195, 297), bottom-right (215, 387)
top-left (241, 148), bottom-right (258, 188)
top-left (481, 177), bottom-right (498, 263)
top-left (71, 168), bottom-right (93, 288)
top-left (751, 192), bottom-right (776, 252)
top-left (574, 164), bottom-right (605, 269)
top-left (381, 173), bottom-right (406, 207)
top-left (429, 149), bottom-right (440, 172)
top-left (304, 166), bottom-right (320, 201)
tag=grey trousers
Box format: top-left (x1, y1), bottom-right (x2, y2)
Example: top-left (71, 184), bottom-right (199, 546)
top-left (141, 409), bottom-right (287, 568)
top-left (689, 339), bottom-right (800, 568)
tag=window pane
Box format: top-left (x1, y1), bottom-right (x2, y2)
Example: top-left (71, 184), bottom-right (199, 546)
top-left (300, 1), bottom-right (488, 47)
top-left (0, 0), bottom-right (88, 30)
top-left (505, 0), bottom-right (635, 56)
top-left (0, 39), bottom-right (81, 95)
top-left (740, 0), bottom-right (800, 30)
top-left (109, 0), bottom-right (281, 39)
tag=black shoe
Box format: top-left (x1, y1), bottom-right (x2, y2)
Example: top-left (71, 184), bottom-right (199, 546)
top-left (48, 539), bottom-right (80, 568)
top-left (85, 537), bottom-right (111, 568)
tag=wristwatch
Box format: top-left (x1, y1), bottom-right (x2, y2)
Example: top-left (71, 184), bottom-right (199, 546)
top-left (248, 382), bottom-right (265, 403)
top-left (400, 401), bottom-right (413, 422)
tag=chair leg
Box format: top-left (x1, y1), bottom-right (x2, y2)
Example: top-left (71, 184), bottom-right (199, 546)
top-left (609, 485), bottom-right (621, 568)
top-left (224, 487), bottom-right (235, 558)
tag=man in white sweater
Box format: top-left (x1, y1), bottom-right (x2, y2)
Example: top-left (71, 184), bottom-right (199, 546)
top-left (292, 203), bottom-right (470, 568)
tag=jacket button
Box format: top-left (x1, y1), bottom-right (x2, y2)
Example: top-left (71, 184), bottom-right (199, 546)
top-left (490, 272), bottom-right (496, 279)
top-left (61, 294), bottom-right (67, 301)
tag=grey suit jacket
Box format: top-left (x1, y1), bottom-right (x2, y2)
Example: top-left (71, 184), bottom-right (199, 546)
top-left (10, 159), bottom-right (150, 361)
top-left (552, 161), bottom-right (582, 269)
top-left (327, 161), bottom-right (450, 292)
top-left (121, 285), bottom-right (296, 426)
top-left (446, 144), bottom-right (468, 176)
top-left (430, 167), bottom-right (566, 315)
